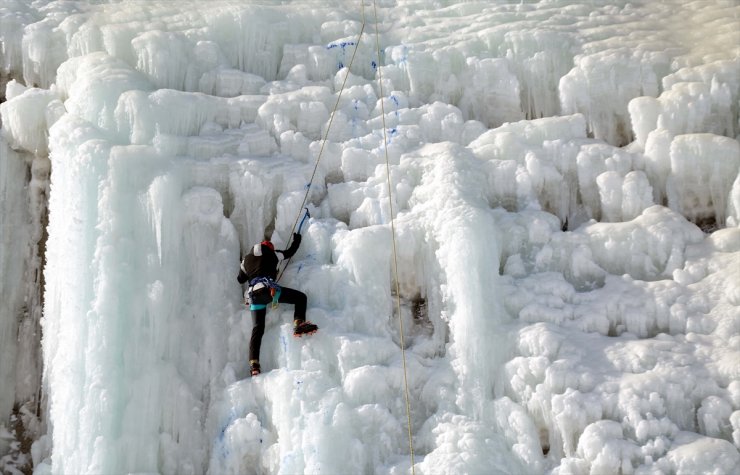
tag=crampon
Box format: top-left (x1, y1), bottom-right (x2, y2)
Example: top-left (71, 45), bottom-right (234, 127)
top-left (293, 321), bottom-right (318, 338)
top-left (250, 360), bottom-right (261, 376)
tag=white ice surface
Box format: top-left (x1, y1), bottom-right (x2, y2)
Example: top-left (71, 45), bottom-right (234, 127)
top-left (0, 1), bottom-right (739, 474)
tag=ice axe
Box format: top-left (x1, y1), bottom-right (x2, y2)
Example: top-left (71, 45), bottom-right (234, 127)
top-left (277, 208), bottom-right (310, 282)
top-left (297, 208), bottom-right (310, 234)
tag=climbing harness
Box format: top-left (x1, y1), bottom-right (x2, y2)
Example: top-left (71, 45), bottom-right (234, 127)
top-left (246, 277), bottom-right (282, 310)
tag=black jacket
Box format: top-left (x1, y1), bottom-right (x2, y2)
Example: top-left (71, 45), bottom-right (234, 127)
top-left (237, 234), bottom-right (301, 284)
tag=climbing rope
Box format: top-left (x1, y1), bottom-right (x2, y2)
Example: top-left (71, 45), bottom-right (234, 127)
top-left (278, 3), bottom-right (416, 471)
top-left (372, 0), bottom-right (416, 471)
top-left (277, 7), bottom-right (367, 282)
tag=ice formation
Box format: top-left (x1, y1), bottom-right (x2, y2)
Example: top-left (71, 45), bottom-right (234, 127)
top-left (0, 1), bottom-right (739, 474)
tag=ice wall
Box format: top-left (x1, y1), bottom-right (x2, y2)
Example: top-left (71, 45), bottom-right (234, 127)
top-left (0, 1), bottom-right (738, 474)
top-left (42, 111), bottom-right (245, 473)
top-left (0, 81), bottom-right (52, 472)
top-left (0, 140), bottom-right (33, 468)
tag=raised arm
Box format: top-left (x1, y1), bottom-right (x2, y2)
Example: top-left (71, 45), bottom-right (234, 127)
top-left (278, 233), bottom-right (301, 259)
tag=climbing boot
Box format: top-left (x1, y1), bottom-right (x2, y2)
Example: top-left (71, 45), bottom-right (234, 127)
top-left (293, 320), bottom-right (318, 338)
top-left (250, 360), bottom-right (261, 376)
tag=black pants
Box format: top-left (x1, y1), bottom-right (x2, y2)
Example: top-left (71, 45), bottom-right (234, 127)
top-left (249, 286), bottom-right (307, 362)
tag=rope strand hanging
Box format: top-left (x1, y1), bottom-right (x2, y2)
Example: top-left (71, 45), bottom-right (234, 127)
top-left (372, 0), bottom-right (416, 471)
top-left (277, 9), bottom-right (366, 282)
top-left (277, 2), bottom-right (416, 471)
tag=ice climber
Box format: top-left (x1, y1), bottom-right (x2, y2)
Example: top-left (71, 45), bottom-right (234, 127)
top-left (238, 232), bottom-right (318, 376)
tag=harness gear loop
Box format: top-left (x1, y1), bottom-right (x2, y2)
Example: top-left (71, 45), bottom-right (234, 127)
top-left (270, 286), bottom-right (281, 309)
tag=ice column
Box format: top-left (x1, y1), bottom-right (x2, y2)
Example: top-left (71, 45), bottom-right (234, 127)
top-left (411, 143), bottom-right (508, 417)
top-left (0, 82), bottom-right (55, 467)
top-left (44, 114), bottom-right (242, 473)
top-left (667, 134), bottom-right (740, 227)
top-left (0, 141), bottom-right (32, 432)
